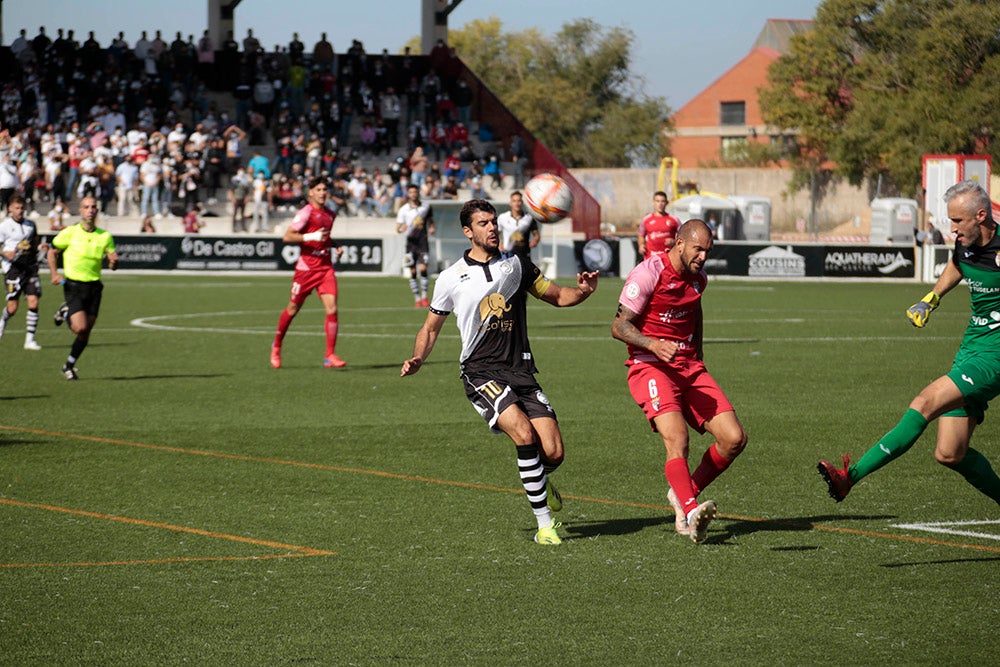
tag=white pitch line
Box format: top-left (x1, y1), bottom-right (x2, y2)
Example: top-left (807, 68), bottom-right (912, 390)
top-left (893, 520), bottom-right (1000, 541)
top-left (126, 311), bottom-right (959, 344)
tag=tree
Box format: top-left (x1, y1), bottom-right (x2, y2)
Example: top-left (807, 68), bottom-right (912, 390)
top-left (760, 0), bottom-right (1000, 197)
top-left (447, 18), bottom-right (670, 167)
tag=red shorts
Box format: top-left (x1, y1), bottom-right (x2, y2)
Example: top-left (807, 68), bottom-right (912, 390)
top-left (290, 266), bottom-right (337, 305)
top-left (626, 360), bottom-right (733, 433)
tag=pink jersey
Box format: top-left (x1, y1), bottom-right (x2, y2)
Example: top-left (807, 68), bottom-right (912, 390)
top-left (618, 253), bottom-right (707, 365)
top-left (638, 212), bottom-right (680, 257)
top-left (290, 203), bottom-right (336, 272)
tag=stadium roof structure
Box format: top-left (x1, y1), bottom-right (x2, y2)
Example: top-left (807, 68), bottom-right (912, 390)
top-left (751, 18), bottom-right (814, 55)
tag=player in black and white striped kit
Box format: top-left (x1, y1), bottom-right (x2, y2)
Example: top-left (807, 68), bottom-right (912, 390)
top-left (401, 199), bottom-right (599, 545)
top-left (0, 195), bottom-right (46, 350)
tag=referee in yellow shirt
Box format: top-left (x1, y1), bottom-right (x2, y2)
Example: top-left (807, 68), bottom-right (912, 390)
top-left (46, 196), bottom-right (118, 381)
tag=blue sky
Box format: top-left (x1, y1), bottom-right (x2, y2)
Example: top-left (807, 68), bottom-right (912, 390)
top-left (4, 0), bottom-right (822, 109)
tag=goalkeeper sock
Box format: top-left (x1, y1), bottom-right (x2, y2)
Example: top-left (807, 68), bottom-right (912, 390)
top-left (664, 457), bottom-right (698, 515)
top-left (850, 408), bottom-right (928, 483)
top-left (324, 313), bottom-right (339, 356)
top-left (408, 276), bottom-right (420, 300)
top-left (948, 448), bottom-right (1000, 505)
top-left (516, 444), bottom-right (552, 529)
top-left (691, 444), bottom-right (733, 496)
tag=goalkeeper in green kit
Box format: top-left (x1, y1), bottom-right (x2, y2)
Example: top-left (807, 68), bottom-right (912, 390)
top-left (819, 180), bottom-right (1000, 505)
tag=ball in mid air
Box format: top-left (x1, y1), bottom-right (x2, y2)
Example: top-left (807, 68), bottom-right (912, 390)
top-left (524, 173), bottom-right (574, 223)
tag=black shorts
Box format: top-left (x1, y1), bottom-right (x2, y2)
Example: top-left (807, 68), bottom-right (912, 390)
top-left (404, 245), bottom-right (430, 268)
top-left (5, 268), bottom-right (42, 301)
top-left (64, 279), bottom-right (104, 318)
top-left (462, 368), bottom-right (557, 434)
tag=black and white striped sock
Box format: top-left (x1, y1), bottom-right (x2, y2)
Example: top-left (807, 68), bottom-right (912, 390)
top-left (516, 444), bottom-right (551, 529)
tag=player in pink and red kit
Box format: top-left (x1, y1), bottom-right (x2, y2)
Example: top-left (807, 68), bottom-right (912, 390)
top-left (637, 190), bottom-right (680, 259)
top-left (612, 219), bottom-right (747, 543)
top-left (270, 176), bottom-right (346, 369)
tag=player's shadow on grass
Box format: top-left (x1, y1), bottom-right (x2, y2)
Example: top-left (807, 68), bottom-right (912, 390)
top-left (0, 438), bottom-right (47, 447)
top-left (706, 514), bottom-right (897, 545)
top-left (105, 373), bottom-right (227, 381)
top-left (562, 515), bottom-right (673, 539)
top-left (0, 395), bottom-right (50, 401)
top-left (881, 556), bottom-right (1000, 568)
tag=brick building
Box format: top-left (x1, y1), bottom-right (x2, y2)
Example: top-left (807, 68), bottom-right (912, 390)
top-left (669, 19), bottom-right (812, 169)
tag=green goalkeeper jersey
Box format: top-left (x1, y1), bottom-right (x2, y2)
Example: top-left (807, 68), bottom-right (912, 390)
top-left (954, 234), bottom-right (1000, 352)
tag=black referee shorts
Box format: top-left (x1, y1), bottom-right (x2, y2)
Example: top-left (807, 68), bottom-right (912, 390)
top-left (63, 279), bottom-right (104, 318)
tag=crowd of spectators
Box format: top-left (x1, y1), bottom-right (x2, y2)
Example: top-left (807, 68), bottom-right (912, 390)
top-left (0, 28), bottom-right (528, 233)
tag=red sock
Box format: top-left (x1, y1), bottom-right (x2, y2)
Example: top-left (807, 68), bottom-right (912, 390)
top-left (325, 313), bottom-right (339, 356)
top-left (274, 309), bottom-right (294, 346)
top-left (691, 444), bottom-right (732, 496)
top-left (664, 457), bottom-right (698, 516)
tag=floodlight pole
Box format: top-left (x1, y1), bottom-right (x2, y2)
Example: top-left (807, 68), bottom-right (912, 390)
top-left (422, 0), bottom-right (465, 53)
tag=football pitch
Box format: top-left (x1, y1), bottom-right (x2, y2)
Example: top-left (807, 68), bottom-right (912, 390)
top-left (2, 273), bottom-right (998, 665)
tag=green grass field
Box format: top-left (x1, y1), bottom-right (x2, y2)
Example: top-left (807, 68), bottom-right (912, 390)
top-left (2, 273), bottom-right (998, 665)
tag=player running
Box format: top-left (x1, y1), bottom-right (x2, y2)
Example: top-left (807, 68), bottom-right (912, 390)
top-left (271, 176), bottom-right (346, 369)
top-left (46, 196), bottom-right (118, 381)
top-left (819, 180), bottom-right (1000, 505)
top-left (396, 184), bottom-right (435, 307)
top-left (0, 195), bottom-right (47, 350)
top-left (612, 218), bottom-right (748, 543)
top-left (401, 199), bottom-right (599, 546)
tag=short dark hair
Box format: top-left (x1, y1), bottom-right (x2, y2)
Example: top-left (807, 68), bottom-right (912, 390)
top-left (7, 193), bottom-right (26, 208)
top-left (307, 175), bottom-right (328, 190)
top-left (654, 190), bottom-right (668, 200)
top-left (460, 199), bottom-right (496, 227)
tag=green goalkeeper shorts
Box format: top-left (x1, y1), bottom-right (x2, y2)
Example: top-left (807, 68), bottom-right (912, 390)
top-left (942, 346), bottom-right (1000, 422)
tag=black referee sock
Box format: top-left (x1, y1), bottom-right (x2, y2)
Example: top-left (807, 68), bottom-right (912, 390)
top-left (69, 336), bottom-right (88, 364)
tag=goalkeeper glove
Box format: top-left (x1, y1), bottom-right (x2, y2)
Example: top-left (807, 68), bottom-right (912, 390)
top-left (906, 291), bottom-right (940, 328)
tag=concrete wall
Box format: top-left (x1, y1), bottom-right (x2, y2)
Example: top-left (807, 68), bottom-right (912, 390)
top-left (573, 169), bottom-right (1000, 236)
top-left (572, 167), bottom-right (875, 234)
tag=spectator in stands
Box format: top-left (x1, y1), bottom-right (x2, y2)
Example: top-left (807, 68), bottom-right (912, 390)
top-left (229, 167), bottom-right (252, 232)
top-left (469, 175), bottom-right (487, 200)
top-left (247, 150), bottom-right (270, 180)
top-left (313, 33), bottom-right (334, 72)
top-left (140, 216), bottom-right (156, 233)
top-left (139, 154), bottom-right (162, 218)
top-left (483, 155), bottom-right (504, 189)
top-left (510, 132), bottom-right (528, 189)
top-left (289, 33), bottom-right (305, 63)
top-left (428, 122), bottom-right (448, 162)
top-left (115, 155), bottom-right (139, 217)
top-left (252, 170), bottom-right (270, 232)
top-left (243, 29), bottom-right (260, 56)
top-left (381, 86), bottom-right (402, 148)
top-left (408, 146), bottom-right (428, 189)
top-left (204, 136), bottom-right (227, 204)
top-left (48, 199), bottom-right (67, 231)
top-left (448, 121), bottom-right (469, 153)
top-left (359, 119), bottom-right (376, 157)
top-left (197, 31), bottom-right (215, 87)
top-left (182, 204), bottom-right (203, 233)
top-left (453, 80), bottom-right (473, 127)
top-left (435, 92), bottom-right (456, 127)
top-left (441, 175), bottom-right (460, 200)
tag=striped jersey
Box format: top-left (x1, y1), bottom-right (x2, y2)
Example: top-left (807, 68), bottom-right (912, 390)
top-left (430, 251), bottom-right (552, 373)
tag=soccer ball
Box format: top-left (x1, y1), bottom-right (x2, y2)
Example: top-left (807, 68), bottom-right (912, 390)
top-left (524, 173), bottom-right (573, 223)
